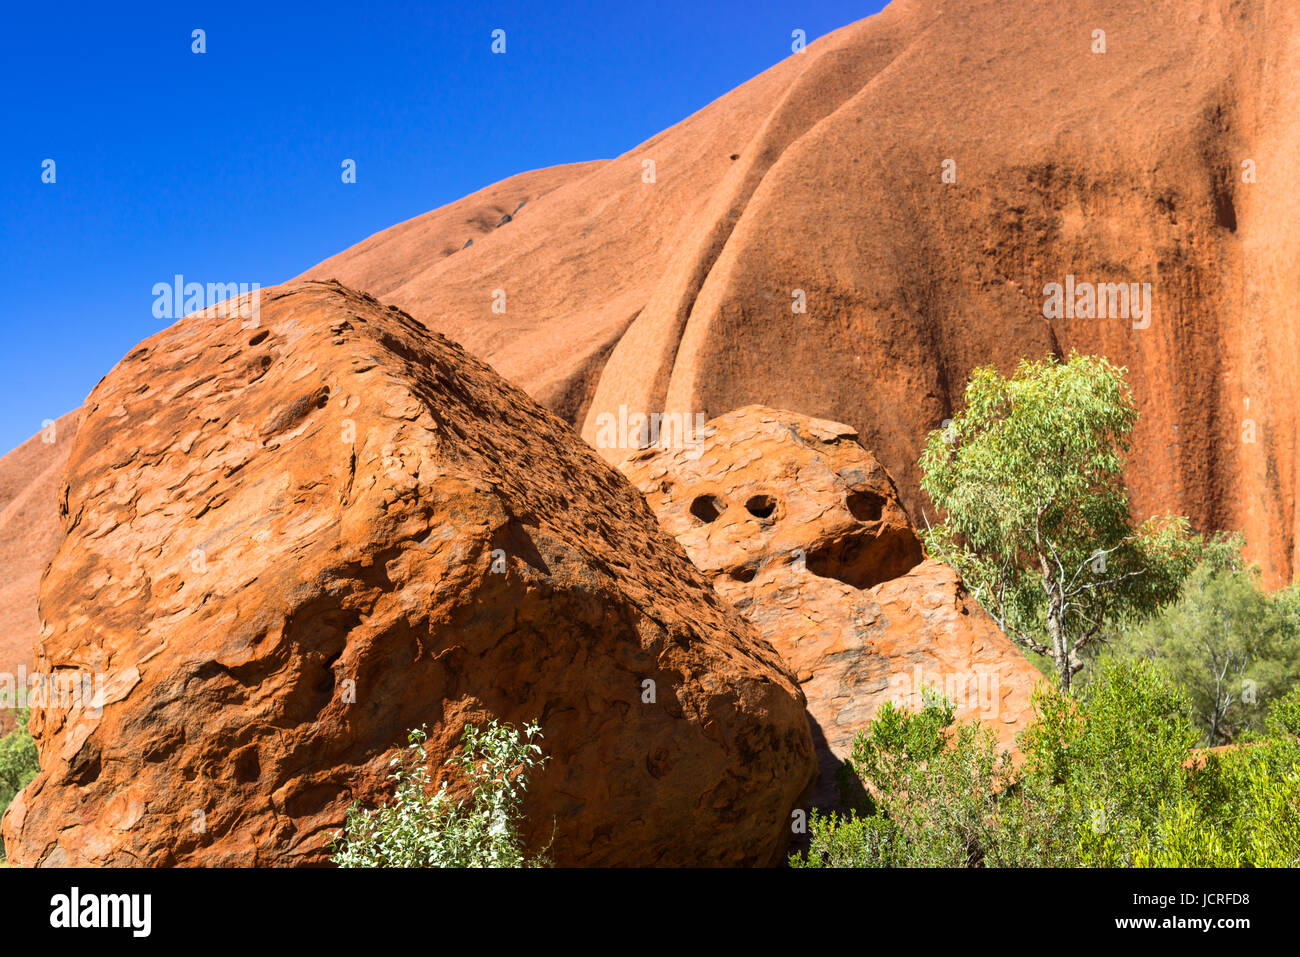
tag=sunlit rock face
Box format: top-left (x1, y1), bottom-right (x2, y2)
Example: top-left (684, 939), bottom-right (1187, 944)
top-left (2, 283), bottom-right (815, 867)
top-left (621, 406), bottom-right (1044, 809)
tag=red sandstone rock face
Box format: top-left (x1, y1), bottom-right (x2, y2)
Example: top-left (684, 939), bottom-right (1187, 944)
top-left (296, 0), bottom-right (1300, 587)
top-left (0, 410), bottom-right (79, 732)
top-left (1, 283), bottom-right (814, 867)
top-left (3, 1), bottom-right (1296, 691)
top-left (620, 407), bottom-right (1044, 809)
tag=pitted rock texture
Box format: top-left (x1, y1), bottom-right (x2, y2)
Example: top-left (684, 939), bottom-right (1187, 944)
top-left (1, 283), bottom-right (815, 867)
top-left (620, 406), bottom-right (1044, 809)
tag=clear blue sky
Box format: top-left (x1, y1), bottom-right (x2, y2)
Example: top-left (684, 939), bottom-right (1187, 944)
top-left (0, 0), bottom-right (884, 454)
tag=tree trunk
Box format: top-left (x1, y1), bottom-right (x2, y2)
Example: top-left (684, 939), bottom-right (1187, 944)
top-left (1036, 546), bottom-right (1073, 693)
top-left (1044, 571), bottom-right (1071, 693)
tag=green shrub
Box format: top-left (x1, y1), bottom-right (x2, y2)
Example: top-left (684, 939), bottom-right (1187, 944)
top-left (0, 708), bottom-right (39, 861)
top-left (790, 689), bottom-right (1061, 867)
top-left (1109, 551), bottom-right (1300, 744)
top-left (791, 810), bottom-right (894, 868)
top-left (1266, 685), bottom-right (1300, 739)
top-left (791, 661), bottom-right (1300, 867)
top-left (331, 719), bottom-right (547, 868)
top-left (1021, 658), bottom-right (1199, 865)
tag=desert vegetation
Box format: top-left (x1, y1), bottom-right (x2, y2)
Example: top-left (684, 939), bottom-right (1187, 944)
top-left (1109, 545), bottom-right (1300, 745)
top-left (792, 660), bottom-right (1300, 867)
top-left (796, 354), bottom-right (1300, 867)
top-left (331, 720), bottom-right (548, 868)
top-left (0, 709), bottom-right (38, 861)
top-left (920, 353), bottom-right (1205, 692)
top-left (920, 353), bottom-right (1300, 741)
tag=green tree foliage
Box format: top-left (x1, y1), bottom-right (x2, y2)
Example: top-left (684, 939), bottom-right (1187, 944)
top-left (1020, 658), bottom-right (1199, 865)
top-left (920, 353), bottom-right (1202, 691)
top-left (793, 691), bottom-right (1062, 867)
top-left (332, 720), bottom-right (548, 868)
top-left (791, 661), bottom-right (1300, 867)
top-left (0, 709), bottom-right (39, 861)
top-left (1108, 544), bottom-right (1300, 744)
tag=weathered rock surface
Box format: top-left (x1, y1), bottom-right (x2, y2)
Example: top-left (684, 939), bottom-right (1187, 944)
top-left (620, 406), bottom-right (1044, 808)
top-left (296, 0), bottom-right (1300, 587)
top-left (4, 0), bottom-right (1296, 696)
top-left (1, 282), bottom-right (815, 867)
top-left (0, 410), bottom-right (79, 731)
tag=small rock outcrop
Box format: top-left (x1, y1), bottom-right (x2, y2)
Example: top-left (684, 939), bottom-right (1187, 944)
top-left (621, 406), bottom-right (1044, 809)
top-left (2, 284), bottom-right (815, 867)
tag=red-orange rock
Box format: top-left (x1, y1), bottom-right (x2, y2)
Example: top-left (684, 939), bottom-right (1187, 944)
top-left (1, 283), bottom-right (814, 867)
top-left (620, 406), bottom-right (1044, 808)
top-left (296, 0), bottom-right (1300, 588)
top-left (3, 1), bottom-right (1296, 696)
top-left (0, 411), bottom-right (79, 732)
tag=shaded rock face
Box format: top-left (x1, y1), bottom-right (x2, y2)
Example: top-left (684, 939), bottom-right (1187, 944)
top-left (1, 283), bottom-right (815, 867)
top-left (297, 0), bottom-right (1300, 587)
top-left (620, 406), bottom-right (1043, 809)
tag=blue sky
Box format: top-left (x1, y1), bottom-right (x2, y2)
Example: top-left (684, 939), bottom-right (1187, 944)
top-left (0, 0), bottom-right (884, 453)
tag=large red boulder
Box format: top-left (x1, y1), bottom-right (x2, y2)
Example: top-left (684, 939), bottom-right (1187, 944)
top-left (2, 283), bottom-right (815, 867)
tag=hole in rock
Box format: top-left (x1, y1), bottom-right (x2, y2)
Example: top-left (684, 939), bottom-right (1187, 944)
top-left (690, 495), bottom-right (723, 523)
top-left (805, 529), bottom-right (923, 590)
top-left (246, 354), bottom-right (273, 384)
top-left (248, 330), bottom-right (269, 346)
top-left (745, 494), bottom-right (778, 519)
top-left (846, 490), bottom-right (886, 522)
top-left (67, 748), bottom-right (102, 786)
top-left (232, 746), bottom-right (261, 783)
top-left (730, 565), bottom-right (757, 583)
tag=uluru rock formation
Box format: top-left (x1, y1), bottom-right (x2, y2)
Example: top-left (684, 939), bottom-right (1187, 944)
top-left (0, 0), bottom-right (1295, 863)
top-left (294, 0), bottom-right (1299, 588)
top-left (1, 281), bottom-right (815, 867)
top-left (620, 407), bottom-right (1044, 808)
top-left (2, 0), bottom-right (1295, 693)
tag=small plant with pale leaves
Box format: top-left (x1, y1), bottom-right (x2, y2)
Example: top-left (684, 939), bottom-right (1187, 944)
top-left (331, 719), bottom-right (548, 868)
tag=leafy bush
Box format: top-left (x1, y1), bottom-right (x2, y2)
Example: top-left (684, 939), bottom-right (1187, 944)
top-left (1108, 547), bottom-right (1300, 744)
top-left (792, 689), bottom-right (1066, 868)
top-left (1132, 736), bottom-right (1300, 867)
top-left (792, 661), bottom-right (1300, 867)
top-left (0, 708), bottom-right (39, 861)
top-left (815, 691), bottom-right (1011, 866)
top-left (1021, 658), bottom-right (1199, 865)
top-left (331, 719), bottom-right (548, 868)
